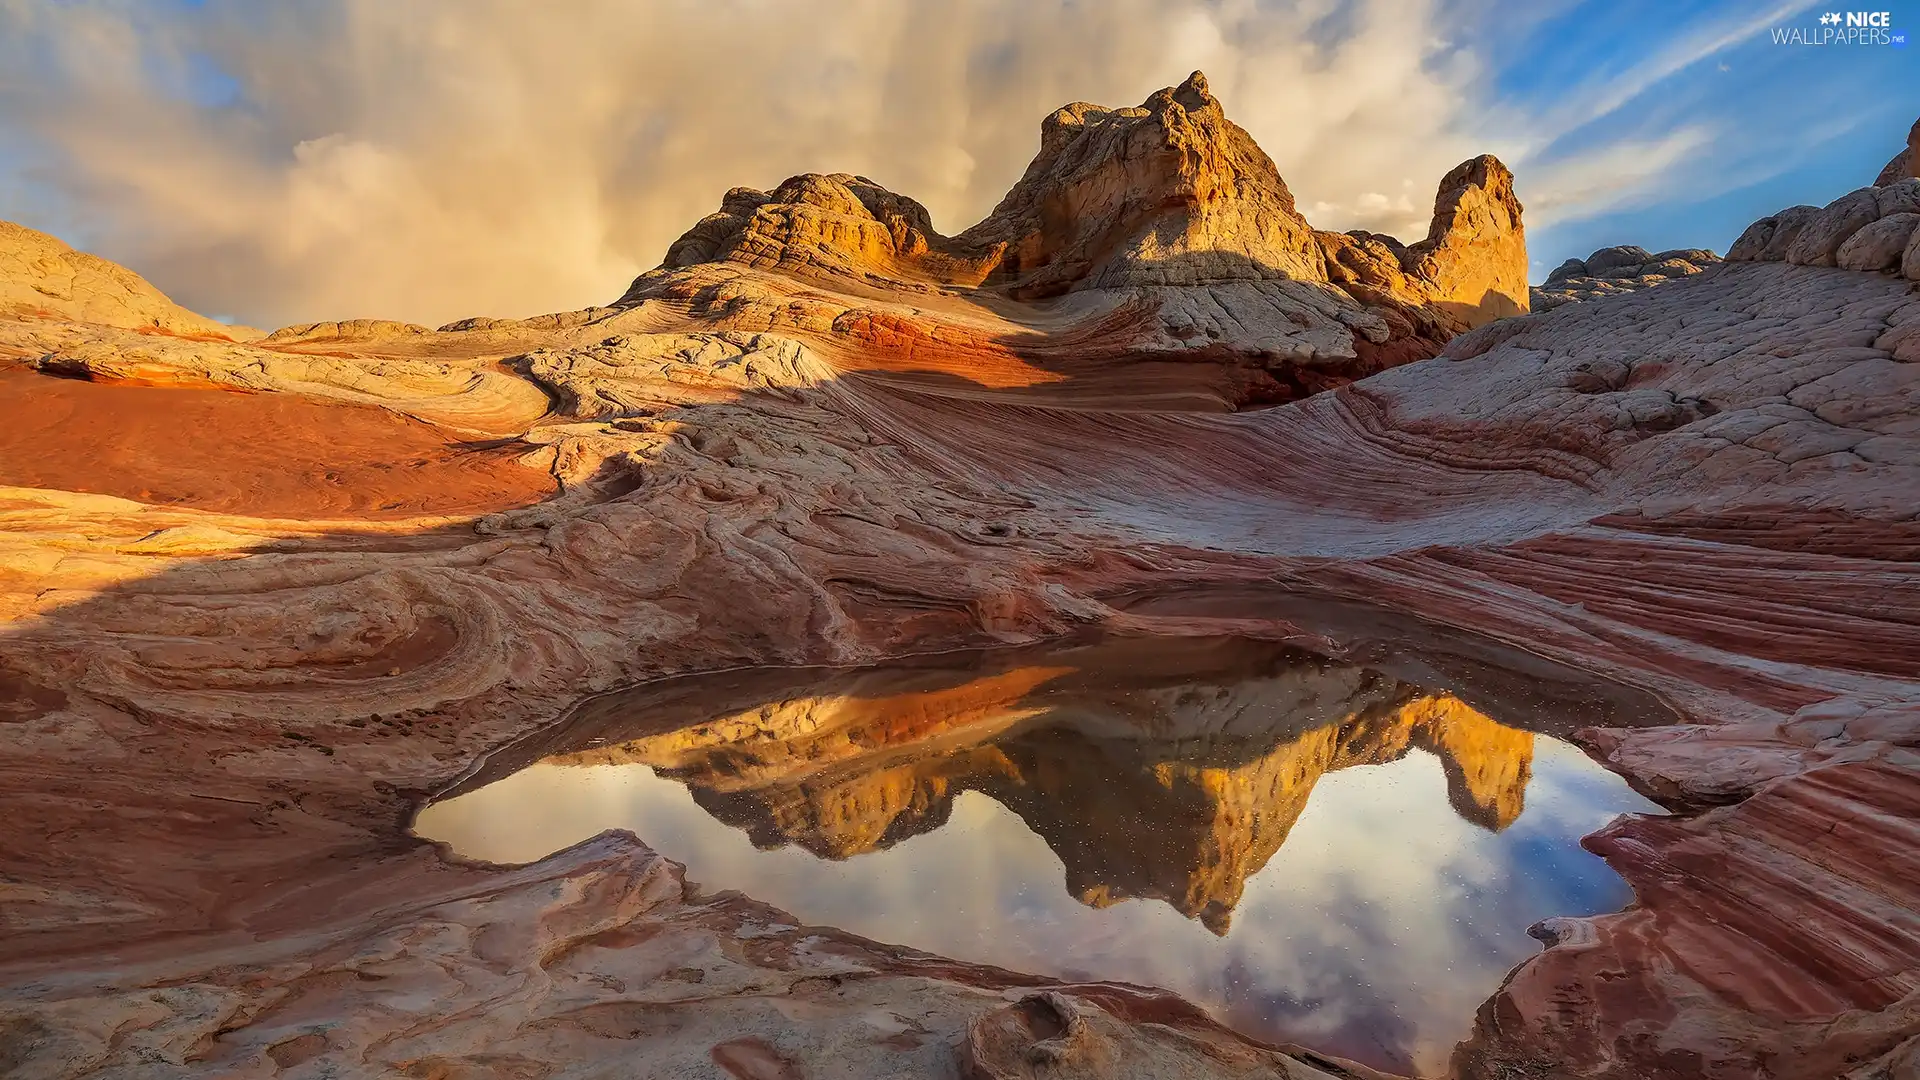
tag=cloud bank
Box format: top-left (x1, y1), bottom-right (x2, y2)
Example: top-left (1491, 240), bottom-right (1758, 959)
top-left (0, 0), bottom-right (1806, 328)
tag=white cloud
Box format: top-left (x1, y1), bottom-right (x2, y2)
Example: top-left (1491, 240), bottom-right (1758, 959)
top-left (1522, 126), bottom-right (1715, 227)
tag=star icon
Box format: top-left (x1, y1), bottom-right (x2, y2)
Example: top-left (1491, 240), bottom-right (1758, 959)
top-left (1821, 11), bottom-right (1841, 24)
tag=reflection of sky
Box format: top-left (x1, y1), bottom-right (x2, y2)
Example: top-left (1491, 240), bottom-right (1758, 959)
top-left (416, 735), bottom-right (1658, 1074)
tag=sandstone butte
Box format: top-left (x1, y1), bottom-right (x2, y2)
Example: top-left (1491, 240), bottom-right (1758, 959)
top-left (0, 72), bottom-right (1915, 1080)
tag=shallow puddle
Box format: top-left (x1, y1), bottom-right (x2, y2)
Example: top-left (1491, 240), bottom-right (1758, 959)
top-left (416, 636), bottom-right (1664, 1074)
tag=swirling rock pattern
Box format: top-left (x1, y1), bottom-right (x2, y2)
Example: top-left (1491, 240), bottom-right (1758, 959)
top-left (0, 89), bottom-right (1915, 1080)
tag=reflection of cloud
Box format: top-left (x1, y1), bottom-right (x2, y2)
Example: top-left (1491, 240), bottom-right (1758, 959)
top-left (1220, 954), bottom-right (1421, 1075)
top-left (416, 738), bottom-right (1659, 1074)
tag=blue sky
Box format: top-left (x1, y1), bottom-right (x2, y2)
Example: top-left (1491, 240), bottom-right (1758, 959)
top-left (1497, 0), bottom-right (1918, 271)
top-left (0, 0), bottom-right (1912, 326)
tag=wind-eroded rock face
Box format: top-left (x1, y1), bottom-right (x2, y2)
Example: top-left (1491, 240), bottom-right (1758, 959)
top-left (1399, 155), bottom-right (1529, 324)
top-left (0, 220), bottom-right (256, 339)
top-left (632, 69), bottom-right (1529, 385)
top-left (650, 71), bottom-right (1336, 294)
top-left (950, 71), bottom-right (1328, 295)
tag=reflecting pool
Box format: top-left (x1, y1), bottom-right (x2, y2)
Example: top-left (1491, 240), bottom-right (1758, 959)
top-left (416, 636), bottom-right (1664, 1073)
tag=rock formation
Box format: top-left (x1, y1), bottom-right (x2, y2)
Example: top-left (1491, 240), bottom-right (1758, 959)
top-left (0, 92), bottom-right (1915, 1080)
top-left (264, 318), bottom-right (434, 343)
top-left (622, 70), bottom-right (1529, 410)
top-left (1729, 176), bottom-right (1920, 278)
top-left (0, 220), bottom-right (257, 339)
top-left (947, 71), bottom-right (1330, 294)
top-left (1531, 245), bottom-right (1721, 311)
top-left (1398, 155), bottom-right (1529, 323)
top-left (643, 72), bottom-right (1521, 312)
top-left (1875, 117), bottom-right (1920, 186)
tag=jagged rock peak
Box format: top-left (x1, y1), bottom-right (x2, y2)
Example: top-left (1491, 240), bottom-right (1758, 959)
top-left (952, 69), bottom-right (1325, 296)
top-left (1402, 155), bottom-right (1528, 324)
top-left (632, 72), bottom-right (1529, 330)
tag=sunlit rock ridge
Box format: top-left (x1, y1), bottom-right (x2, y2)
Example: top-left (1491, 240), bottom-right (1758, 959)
top-left (0, 220), bottom-right (259, 340)
top-left (0, 74), bottom-right (1914, 1080)
top-left (617, 71), bottom-right (1528, 406)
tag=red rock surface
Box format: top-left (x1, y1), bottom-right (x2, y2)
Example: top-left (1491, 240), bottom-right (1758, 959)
top-left (0, 366), bottom-right (555, 519)
top-left (0, 88), bottom-right (1915, 1080)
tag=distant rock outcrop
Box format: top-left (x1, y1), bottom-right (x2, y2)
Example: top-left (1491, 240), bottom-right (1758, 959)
top-left (265, 319), bottom-right (434, 343)
top-left (1531, 246), bottom-right (1721, 311)
top-left (630, 70), bottom-right (1529, 368)
top-left (1533, 115), bottom-right (1920, 313)
top-left (0, 220), bottom-right (256, 339)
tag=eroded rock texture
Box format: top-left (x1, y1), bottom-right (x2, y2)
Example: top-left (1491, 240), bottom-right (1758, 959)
top-left (1532, 245), bottom-right (1722, 311)
top-left (624, 69), bottom-right (1528, 395)
top-left (0, 89), bottom-right (1915, 1080)
top-left (0, 221), bottom-right (258, 340)
top-left (1729, 176), bottom-right (1920, 279)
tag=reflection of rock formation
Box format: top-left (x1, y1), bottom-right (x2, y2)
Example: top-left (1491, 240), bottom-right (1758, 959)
top-left (995, 693), bottom-right (1533, 934)
top-left (547, 651), bottom-right (1535, 934)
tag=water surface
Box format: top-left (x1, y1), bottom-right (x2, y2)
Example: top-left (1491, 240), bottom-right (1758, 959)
top-left (417, 636), bottom-right (1663, 1073)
